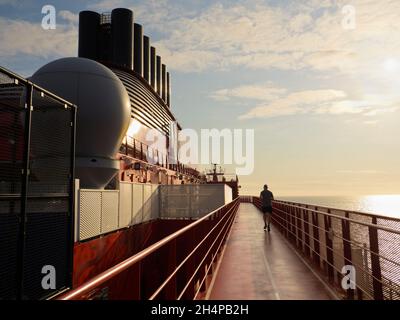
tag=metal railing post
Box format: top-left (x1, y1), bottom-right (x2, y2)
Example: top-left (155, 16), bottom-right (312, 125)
top-left (296, 206), bottom-right (302, 249)
top-left (324, 210), bottom-right (334, 282)
top-left (288, 203), bottom-right (292, 239)
top-left (285, 204), bottom-right (290, 238)
top-left (369, 216), bottom-right (383, 300)
top-left (312, 210), bottom-right (320, 266)
top-left (293, 206), bottom-right (298, 245)
top-left (281, 203), bottom-right (285, 234)
top-left (293, 206), bottom-right (298, 246)
top-left (303, 206), bottom-right (311, 257)
top-left (342, 212), bottom-right (354, 299)
top-left (16, 83), bottom-right (33, 299)
top-left (289, 205), bottom-right (293, 241)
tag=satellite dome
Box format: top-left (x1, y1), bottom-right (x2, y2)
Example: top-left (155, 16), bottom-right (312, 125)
top-left (31, 57), bottom-right (131, 189)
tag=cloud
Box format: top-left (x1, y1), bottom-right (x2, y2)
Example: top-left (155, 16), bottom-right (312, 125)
top-left (235, 85), bottom-right (399, 119)
top-left (140, 0), bottom-right (400, 76)
top-left (336, 170), bottom-right (385, 174)
top-left (88, 0), bottom-right (130, 11)
top-left (88, 0), bottom-right (174, 31)
top-left (289, 13), bottom-right (313, 33)
top-left (210, 82), bottom-right (396, 120)
top-left (363, 120), bottom-right (378, 125)
top-left (210, 83), bottom-right (287, 102)
top-left (58, 10), bottom-right (79, 24)
top-left (239, 89), bottom-right (348, 119)
top-left (0, 17), bottom-right (77, 58)
top-left (0, 0), bottom-right (169, 65)
top-left (4, 0), bottom-right (400, 77)
top-left (151, 43), bottom-right (220, 73)
top-left (211, 80), bottom-right (399, 119)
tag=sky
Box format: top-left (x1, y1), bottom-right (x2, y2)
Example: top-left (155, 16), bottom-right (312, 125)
top-left (1, 0), bottom-right (400, 197)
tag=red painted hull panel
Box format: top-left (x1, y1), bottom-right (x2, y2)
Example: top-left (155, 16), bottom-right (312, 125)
top-left (72, 219), bottom-right (193, 288)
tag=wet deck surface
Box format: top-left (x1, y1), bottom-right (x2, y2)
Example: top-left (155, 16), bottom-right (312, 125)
top-left (209, 203), bottom-right (334, 300)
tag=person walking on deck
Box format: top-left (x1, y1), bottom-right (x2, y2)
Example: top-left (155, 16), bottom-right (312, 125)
top-left (260, 184), bottom-right (274, 232)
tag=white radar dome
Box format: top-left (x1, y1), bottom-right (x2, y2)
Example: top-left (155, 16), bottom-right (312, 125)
top-left (31, 57), bottom-right (131, 189)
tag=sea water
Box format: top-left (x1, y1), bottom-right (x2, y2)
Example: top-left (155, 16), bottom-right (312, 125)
top-left (279, 195), bottom-right (400, 219)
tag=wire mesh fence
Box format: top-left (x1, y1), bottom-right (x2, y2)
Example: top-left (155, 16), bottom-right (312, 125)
top-left (0, 66), bottom-right (76, 300)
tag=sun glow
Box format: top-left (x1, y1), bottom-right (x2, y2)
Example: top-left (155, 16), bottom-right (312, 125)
top-left (127, 118), bottom-right (142, 137)
top-left (359, 195), bottom-right (400, 218)
top-left (383, 58), bottom-right (400, 73)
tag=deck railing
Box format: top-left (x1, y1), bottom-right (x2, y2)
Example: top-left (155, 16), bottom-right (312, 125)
top-left (119, 135), bottom-right (202, 180)
top-left (57, 197), bottom-right (240, 300)
top-left (250, 196), bottom-right (400, 300)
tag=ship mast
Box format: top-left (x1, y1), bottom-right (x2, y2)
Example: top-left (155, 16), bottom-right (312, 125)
top-left (206, 163), bottom-right (225, 182)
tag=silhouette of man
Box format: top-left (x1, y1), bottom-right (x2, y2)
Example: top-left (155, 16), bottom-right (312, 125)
top-left (260, 184), bottom-right (274, 231)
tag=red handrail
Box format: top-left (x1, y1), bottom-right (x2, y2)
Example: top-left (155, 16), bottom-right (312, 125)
top-left (57, 197), bottom-right (240, 300)
top-left (149, 200), bottom-right (239, 300)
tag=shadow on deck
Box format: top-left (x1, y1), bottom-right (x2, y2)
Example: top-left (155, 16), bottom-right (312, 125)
top-left (208, 203), bottom-right (337, 300)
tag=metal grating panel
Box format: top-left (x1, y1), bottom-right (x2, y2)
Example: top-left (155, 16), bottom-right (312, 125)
top-left (0, 67), bottom-right (75, 300)
top-left (22, 210), bottom-right (70, 300)
top-left (377, 218), bottom-right (400, 300)
top-left (0, 211), bottom-right (19, 299)
top-left (159, 185), bottom-right (228, 219)
top-left (78, 183), bottom-right (235, 242)
top-left (349, 213), bottom-right (373, 299)
top-left (29, 94), bottom-right (72, 194)
top-left (119, 183), bottom-right (132, 228)
top-left (0, 79), bottom-right (26, 195)
top-left (332, 212), bottom-right (345, 284)
top-left (132, 183), bottom-right (143, 224)
top-left (0, 73), bottom-right (25, 299)
top-left (151, 184), bottom-right (159, 220)
top-left (79, 191), bottom-right (101, 240)
top-left (142, 184), bottom-right (152, 222)
top-left (101, 191), bottom-right (119, 233)
top-left (24, 86), bottom-right (74, 300)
